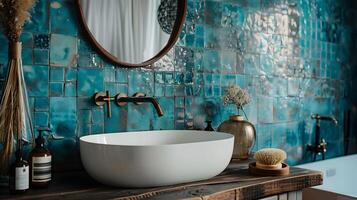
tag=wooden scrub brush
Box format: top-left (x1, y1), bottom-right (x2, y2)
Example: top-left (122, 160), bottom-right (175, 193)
top-left (249, 148), bottom-right (290, 176)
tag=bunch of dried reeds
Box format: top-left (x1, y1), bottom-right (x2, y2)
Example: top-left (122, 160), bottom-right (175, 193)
top-left (0, 0), bottom-right (36, 174)
top-left (0, 0), bottom-right (36, 42)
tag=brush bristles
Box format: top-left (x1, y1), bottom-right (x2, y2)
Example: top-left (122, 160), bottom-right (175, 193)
top-left (254, 148), bottom-right (287, 165)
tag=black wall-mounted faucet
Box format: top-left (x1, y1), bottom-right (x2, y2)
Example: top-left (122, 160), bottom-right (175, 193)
top-left (307, 114), bottom-right (338, 161)
top-left (94, 91), bottom-right (164, 118)
top-left (115, 92), bottom-right (164, 117)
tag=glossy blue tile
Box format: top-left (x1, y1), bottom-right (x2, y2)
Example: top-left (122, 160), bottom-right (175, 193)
top-left (77, 97), bottom-right (94, 110)
top-left (50, 34), bottom-right (77, 67)
top-left (21, 32), bottom-right (33, 48)
top-left (288, 78), bottom-right (300, 97)
top-left (205, 1), bottom-right (222, 25)
top-left (243, 54), bottom-right (260, 75)
top-left (236, 74), bottom-right (245, 87)
top-left (50, 0), bottom-right (78, 36)
top-left (50, 82), bottom-right (64, 97)
top-left (64, 82), bottom-right (76, 97)
top-left (34, 49), bottom-right (49, 65)
top-left (105, 82), bottom-right (117, 95)
top-left (104, 101), bottom-right (127, 133)
top-left (50, 67), bottom-right (65, 82)
top-left (77, 53), bottom-right (91, 68)
top-left (78, 123), bottom-right (90, 137)
top-left (78, 68), bottom-right (104, 96)
top-left (155, 84), bottom-right (165, 97)
top-left (256, 124), bottom-right (272, 149)
top-left (24, 0), bottom-right (49, 33)
top-left (0, 64), bottom-right (7, 81)
top-left (34, 34), bottom-right (50, 49)
top-left (127, 103), bottom-right (153, 131)
top-left (78, 110), bottom-right (91, 124)
top-left (23, 65), bottom-right (49, 97)
top-left (164, 73), bottom-right (174, 84)
top-left (34, 97), bottom-right (50, 111)
top-left (116, 69), bottom-right (128, 83)
top-left (155, 72), bottom-right (165, 84)
top-left (104, 67), bottom-right (116, 82)
top-left (221, 51), bottom-right (237, 73)
top-left (22, 48), bottom-right (33, 65)
top-left (0, 36), bottom-right (8, 64)
top-left (91, 124), bottom-right (104, 134)
top-left (243, 97), bottom-right (258, 124)
top-left (128, 70), bottom-right (154, 96)
top-left (65, 68), bottom-right (77, 81)
top-left (175, 72), bottom-right (184, 84)
top-left (34, 112), bottom-right (49, 127)
top-left (117, 84), bottom-right (128, 94)
top-left (273, 98), bottom-right (289, 122)
top-left (10, 0), bottom-right (357, 168)
top-left (258, 95), bottom-right (274, 123)
top-left (50, 97), bottom-right (77, 137)
top-left (203, 50), bottom-right (220, 73)
top-left (92, 109), bottom-right (104, 124)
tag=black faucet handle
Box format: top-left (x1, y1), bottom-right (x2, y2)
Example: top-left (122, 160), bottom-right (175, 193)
top-left (133, 92), bottom-right (146, 97)
top-left (133, 92), bottom-right (146, 105)
top-left (38, 127), bottom-right (52, 132)
top-left (94, 91), bottom-right (112, 118)
top-left (320, 138), bottom-right (327, 151)
top-left (115, 93), bottom-right (128, 106)
top-left (311, 114), bottom-right (320, 120)
top-left (311, 114), bottom-right (338, 125)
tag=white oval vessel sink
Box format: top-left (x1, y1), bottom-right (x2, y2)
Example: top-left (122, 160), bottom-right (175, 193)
top-left (80, 130), bottom-right (234, 188)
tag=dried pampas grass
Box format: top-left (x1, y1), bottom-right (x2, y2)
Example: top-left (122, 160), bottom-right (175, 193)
top-left (0, 43), bottom-right (34, 174)
top-left (0, 0), bottom-right (36, 42)
top-left (0, 45), bottom-right (24, 173)
top-left (0, 0), bottom-right (36, 174)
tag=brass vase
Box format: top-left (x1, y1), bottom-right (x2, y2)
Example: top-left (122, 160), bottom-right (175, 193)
top-left (217, 115), bottom-right (256, 160)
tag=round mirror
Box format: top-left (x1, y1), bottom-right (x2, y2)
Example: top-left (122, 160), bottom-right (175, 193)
top-left (77, 0), bottom-right (187, 67)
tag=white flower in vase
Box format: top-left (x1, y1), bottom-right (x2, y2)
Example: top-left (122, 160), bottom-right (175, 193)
top-left (223, 85), bottom-right (251, 119)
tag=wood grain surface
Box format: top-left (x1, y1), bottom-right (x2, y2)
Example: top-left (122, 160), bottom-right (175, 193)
top-left (0, 160), bottom-right (322, 200)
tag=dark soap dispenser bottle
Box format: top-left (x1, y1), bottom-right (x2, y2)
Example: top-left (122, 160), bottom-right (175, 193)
top-left (28, 128), bottom-right (52, 188)
top-left (9, 143), bottom-right (29, 194)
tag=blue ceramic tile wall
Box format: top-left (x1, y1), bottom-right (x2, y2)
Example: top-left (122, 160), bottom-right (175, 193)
top-left (0, 0), bottom-right (357, 169)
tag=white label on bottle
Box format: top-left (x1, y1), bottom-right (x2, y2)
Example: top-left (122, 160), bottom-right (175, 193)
top-left (32, 156), bottom-right (51, 183)
top-left (15, 166), bottom-right (29, 190)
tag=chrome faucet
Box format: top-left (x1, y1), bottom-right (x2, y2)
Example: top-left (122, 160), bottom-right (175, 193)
top-left (307, 114), bottom-right (338, 161)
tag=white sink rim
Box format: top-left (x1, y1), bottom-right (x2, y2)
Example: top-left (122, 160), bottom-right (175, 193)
top-left (80, 130), bottom-right (234, 188)
top-left (80, 130), bottom-right (233, 147)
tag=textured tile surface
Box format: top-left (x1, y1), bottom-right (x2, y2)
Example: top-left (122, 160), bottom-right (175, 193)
top-left (50, 34), bottom-right (77, 67)
top-left (0, 0), bottom-right (356, 170)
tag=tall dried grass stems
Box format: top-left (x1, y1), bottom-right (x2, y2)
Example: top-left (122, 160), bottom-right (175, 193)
top-left (0, 0), bottom-right (36, 174)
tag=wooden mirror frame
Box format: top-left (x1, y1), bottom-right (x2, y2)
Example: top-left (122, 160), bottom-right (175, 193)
top-left (76, 0), bottom-right (187, 68)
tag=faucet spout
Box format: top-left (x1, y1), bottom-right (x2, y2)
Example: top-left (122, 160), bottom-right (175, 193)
top-left (311, 114), bottom-right (338, 125)
top-left (150, 98), bottom-right (164, 117)
top-left (308, 114), bottom-right (338, 161)
top-left (115, 93), bottom-right (164, 117)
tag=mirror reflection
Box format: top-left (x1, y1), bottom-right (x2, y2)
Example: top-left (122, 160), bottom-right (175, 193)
top-left (79, 0), bottom-right (179, 64)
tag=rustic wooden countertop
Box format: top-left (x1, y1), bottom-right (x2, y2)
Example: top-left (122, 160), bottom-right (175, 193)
top-left (0, 160), bottom-right (322, 200)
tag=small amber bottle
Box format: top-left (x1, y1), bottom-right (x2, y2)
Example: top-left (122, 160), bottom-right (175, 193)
top-left (9, 146), bottom-right (29, 194)
top-left (28, 128), bottom-right (52, 188)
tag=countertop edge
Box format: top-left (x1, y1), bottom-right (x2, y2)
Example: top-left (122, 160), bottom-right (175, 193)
top-left (0, 167), bottom-right (324, 200)
top-left (199, 171), bottom-right (323, 200)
